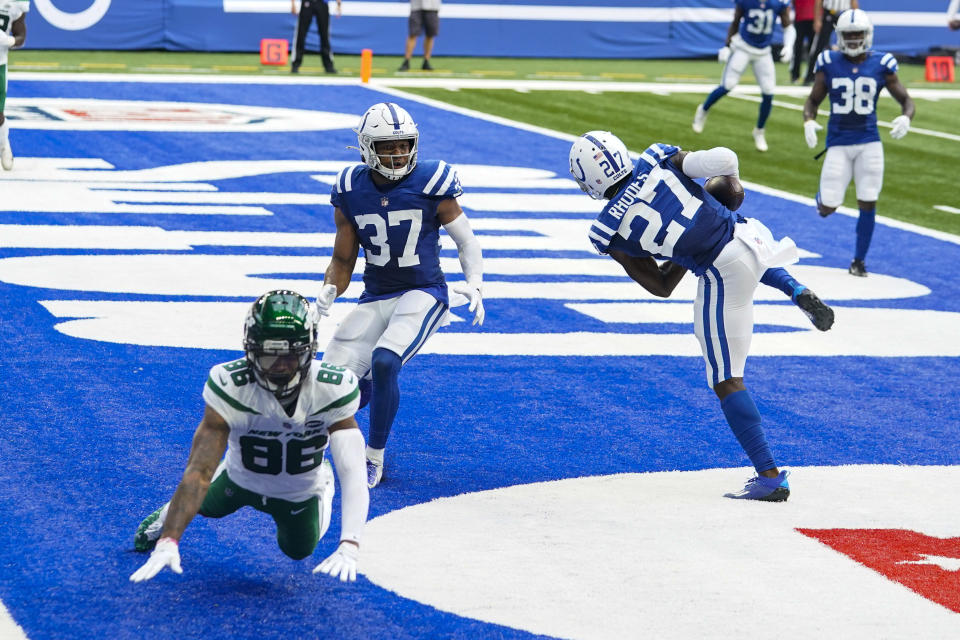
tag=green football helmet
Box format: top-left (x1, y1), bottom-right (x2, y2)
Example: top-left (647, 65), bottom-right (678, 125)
top-left (243, 290), bottom-right (318, 398)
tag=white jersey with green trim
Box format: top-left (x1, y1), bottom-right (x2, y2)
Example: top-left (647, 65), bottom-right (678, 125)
top-left (0, 0), bottom-right (28, 67)
top-left (202, 357), bottom-right (360, 502)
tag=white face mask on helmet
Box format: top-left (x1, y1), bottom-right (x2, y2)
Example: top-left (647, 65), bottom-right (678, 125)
top-left (569, 131), bottom-right (633, 200)
top-left (354, 102), bottom-right (419, 180)
top-left (835, 9), bottom-right (873, 57)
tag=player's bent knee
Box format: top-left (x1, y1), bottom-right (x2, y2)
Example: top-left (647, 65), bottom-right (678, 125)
top-left (713, 377), bottom-right (746, 400)
top-left (277, 535), bottom-right (317, 560)
top-left (371, 347), bottom-right (401, 378)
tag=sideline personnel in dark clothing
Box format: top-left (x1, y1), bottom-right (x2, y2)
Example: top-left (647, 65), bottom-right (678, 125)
top-left (291, 0), bottom-right (341, 74)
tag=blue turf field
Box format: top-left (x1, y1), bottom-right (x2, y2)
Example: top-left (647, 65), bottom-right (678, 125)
top-left (2, 78), bottom-right (959, 639)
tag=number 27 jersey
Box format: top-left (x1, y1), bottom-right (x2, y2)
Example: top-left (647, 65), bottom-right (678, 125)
top-left (330, 160), bottom-right (463, 305)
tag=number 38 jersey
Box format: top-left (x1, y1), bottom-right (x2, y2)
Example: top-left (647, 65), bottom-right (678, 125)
top-left (0, 0), bottom-right (28, 66)
top-left (588, 143), bottom-right (736, 277)
top-left (331, 159), bottom-right (463, 306)
top-left (202, 358), bottom-right (360, 502)
top-left (815, 49), bottom-right (899, 147)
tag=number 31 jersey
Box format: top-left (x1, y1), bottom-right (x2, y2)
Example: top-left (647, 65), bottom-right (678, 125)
top-left (815, 49), bottom-right (899, 147)
top-left (0, 0), bottom-right (28, 66)
top-left (203, 358), bottom-right (360, 502)
top-left (330, 159), bottom-right (463, 306)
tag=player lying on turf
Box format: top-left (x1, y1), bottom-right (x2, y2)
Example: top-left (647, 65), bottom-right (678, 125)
top-left (570, 132), bottom-right (834, 501)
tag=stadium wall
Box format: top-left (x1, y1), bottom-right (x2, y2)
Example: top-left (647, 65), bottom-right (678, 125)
top-left (25, 0), bottom-right (958, 58)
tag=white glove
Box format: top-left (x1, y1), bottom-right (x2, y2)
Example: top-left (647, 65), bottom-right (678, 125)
top-left (313, 542), bottom-right (359, 582)
top-left (452, 282), bottom-right (485, 326)
top-left (803, 120), bottom-right (823, 149)
top-left (315, 283), bottom-right (337, 317)
top-left (780, 47), bottom-right (793, 64)
top-left (0, 34), bottom-right (14, 48)
top-left (130, 537), bottom-right (182, 583)
top-left (889, 115), bottom-right (911, 140)
top-left (718, 46), bottom-right (731, 63)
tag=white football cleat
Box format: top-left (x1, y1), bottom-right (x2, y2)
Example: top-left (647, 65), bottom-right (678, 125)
top-left (366, 458), bottom-right (384, 488)
top-left (692, 105), bottom-right (708, 134)
top-left (752, 127), bottom-right (768, 152)
top-left (0, 144), bottom-right (12, 171)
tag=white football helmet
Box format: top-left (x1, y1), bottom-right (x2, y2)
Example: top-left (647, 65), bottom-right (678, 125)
top-left (569, 131), bottom-right (633, 200)
top-left (835, 9), bottom-right (873, 57)
top-left (355, 102), bottom-right (419, 180)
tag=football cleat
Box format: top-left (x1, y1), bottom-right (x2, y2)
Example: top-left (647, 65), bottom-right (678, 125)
top-left (366, 458), bottom-right (384, 489)
top-left (0, 144), bottom-right (13, 171)
top-left (849, 259), bottom-right (868, 277)
top-left (724, 471), bottom-right (790, 502)
top-left (692, 104), bottom-right (708, 133)
top-left (752, 127), bottom-right (768, 152)
top-left (134, 502), bottom-right (170, 552)
top-left (397, 59), bottom-right (410, 72)
top-left (421, 59), bottom-right (433, 71)
top-left (795, 289), bottom-right (835, 331)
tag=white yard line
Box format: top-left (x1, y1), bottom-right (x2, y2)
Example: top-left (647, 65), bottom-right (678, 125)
top-left (10, 72), bottom-right (960, 245)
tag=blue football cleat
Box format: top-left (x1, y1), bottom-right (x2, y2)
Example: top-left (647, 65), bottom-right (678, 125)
top-left (724, 470), bottom-right (790, 502)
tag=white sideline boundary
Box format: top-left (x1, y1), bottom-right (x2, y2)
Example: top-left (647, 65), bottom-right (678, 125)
top-left (9, 72), bottom-right (960, 247)
top-left (0, 600), bottom-right (29, 640)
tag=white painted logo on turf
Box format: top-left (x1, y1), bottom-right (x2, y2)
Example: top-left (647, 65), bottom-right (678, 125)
top-left (34, 0), bottom-right (111, 31)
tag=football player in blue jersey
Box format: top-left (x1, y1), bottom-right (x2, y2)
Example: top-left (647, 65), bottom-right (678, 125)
top-left (315, 102), bottom-right (485, 488)
top-left (802, 9), bottom-right (914, 277)
top-left (570, 131), bottom-right (835, 501)
top-left (693, 0), bottom-right (796, 152)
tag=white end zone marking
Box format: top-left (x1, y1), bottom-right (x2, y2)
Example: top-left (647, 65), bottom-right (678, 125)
top-left (0, 600), bottom-right (28, 640)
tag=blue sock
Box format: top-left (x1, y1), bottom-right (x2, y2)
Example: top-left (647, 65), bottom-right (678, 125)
top-left (368, 347), bottom-right (401, 450)
top-left (357, 376), bottom-right (372, 411)
top-left (761, 267), bottom-right (804, 301)
top-left (855, 207), bottom-right (876, 261)
top-left (720, 390), bottom-right (776, 473)
top-left (757, 94), bottom-right (773, 129)
top-left (703, 86), bottom-right (729, 111)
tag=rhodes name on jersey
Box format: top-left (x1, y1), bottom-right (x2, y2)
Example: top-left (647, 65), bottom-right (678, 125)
top-left (331, 159), bottom-right (463, 305)
top-left (815, 49), bottom-right (899, 147)
top-left (203, 358), bottom-right (360, 502)
top-left (737, 0), bottom-right (790, 50)
top-left (588, 143), bottom-right (737, 276)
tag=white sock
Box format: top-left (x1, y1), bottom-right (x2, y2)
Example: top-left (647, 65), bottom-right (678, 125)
top-left (365, 446), bottom-right (384, 464)
top-left (0, 121), bottom-right (9, 149)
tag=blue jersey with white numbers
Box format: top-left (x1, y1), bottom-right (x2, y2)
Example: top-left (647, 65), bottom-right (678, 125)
top-left (736, 0), bottom-right (791, 49)
top-left (588, 144), bottom-right (736, 277)
top-left (815, 49), bottom-right (898, 147)
top-left (330, 159), bottom-right (462, 304)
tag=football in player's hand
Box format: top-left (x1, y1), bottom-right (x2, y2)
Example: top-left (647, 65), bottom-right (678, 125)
top-left (704, 175), bottom-right (744, 211)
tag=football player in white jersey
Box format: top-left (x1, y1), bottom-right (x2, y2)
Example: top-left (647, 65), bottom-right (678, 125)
top-left (802, 9), bottom-right (914, 277)
top-left (316, 102), bottom-right (485, 489)
top-left (0, 0), bottom-right (28, 171)
top-left (130, 290), bottom-right (369, 583)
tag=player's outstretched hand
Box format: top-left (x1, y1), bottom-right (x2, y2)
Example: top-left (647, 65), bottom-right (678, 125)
top-left (803, 120), bottom-right (823, 149)
top-left (315, 284), bottom-right (338, 317)
top-left (130, 538), bottom-right (182, 583)
top-left (313, 542), bottom-right (359, 582)
top-left (717, 46), bottom-right (731, 63)
top-left (453, 283), bottom-right (485, 326)
top-left (889, 115), bottom-right (911, 140)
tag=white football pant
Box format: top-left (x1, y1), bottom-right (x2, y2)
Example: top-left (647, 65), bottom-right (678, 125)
top-left (722, 36), bottom-right (777, 93)
top-left (818, 141), bottom-right (884, 207)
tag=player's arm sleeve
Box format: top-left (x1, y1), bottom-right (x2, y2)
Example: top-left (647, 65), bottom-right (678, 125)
top-left (442, 213), bottom-right (483, 288)
top-left (680, 147), bottom-right (739, 178)
top-left (782, 22), bottom-right (796, 50)
top-left (328, 425), bottom-right (368, 545)
top-left (949, 0), bottom-right (960, 21)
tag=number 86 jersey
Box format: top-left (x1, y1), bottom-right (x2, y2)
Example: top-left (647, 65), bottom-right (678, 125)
top-left (815, 49), bottom-right (899, 148)
top-left (202, 358), bottom-right (360, 502)
top-left (331, 159), bottom-right (463, 306)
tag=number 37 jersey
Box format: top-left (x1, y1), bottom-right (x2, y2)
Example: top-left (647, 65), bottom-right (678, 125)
top-left (203, 358), bottom-right (360, 502)
top-left (815, 49), bottom-right (899, 147)
top-left (331, 160), bottom-right (463, 305)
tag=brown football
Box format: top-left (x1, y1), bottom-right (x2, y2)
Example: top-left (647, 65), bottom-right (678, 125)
top-left (704, 175), bottom-right (744, 211)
